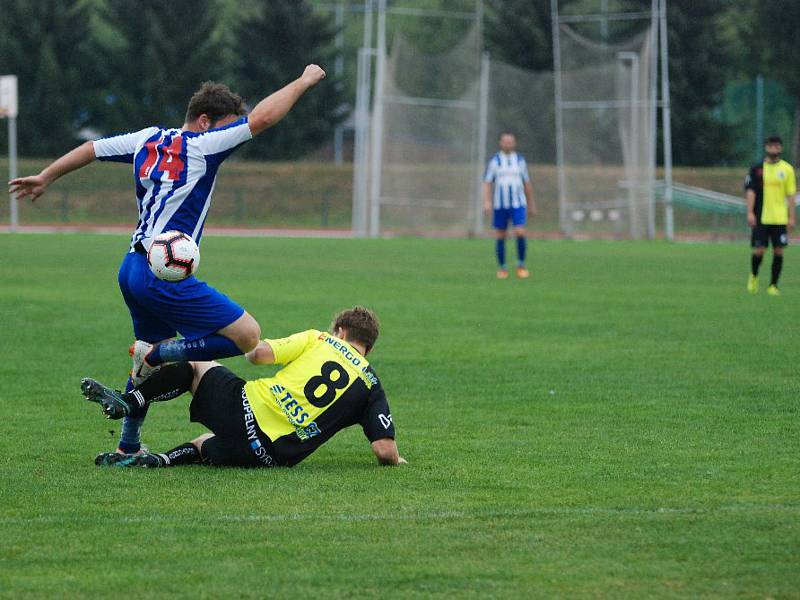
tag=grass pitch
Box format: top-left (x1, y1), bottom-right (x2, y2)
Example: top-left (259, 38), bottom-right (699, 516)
top-left (0, 233), bottom-right (797, 598)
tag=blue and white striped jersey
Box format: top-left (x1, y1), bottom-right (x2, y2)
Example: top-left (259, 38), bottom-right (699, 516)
top-left (483, 152), bottom-right (530, 209)
top-left (93, 117), bottom-right (252, 251)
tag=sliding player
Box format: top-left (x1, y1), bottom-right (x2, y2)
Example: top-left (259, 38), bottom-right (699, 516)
top-left (9, 65), bottom-right (327, 453)
top-left (82, 307), bottom-right (406, 468)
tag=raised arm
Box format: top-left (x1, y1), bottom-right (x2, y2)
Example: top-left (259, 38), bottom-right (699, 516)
top-left (247, 65), bottom-right (326, 137)
top-left (8, 141), bottom-right (96, 201)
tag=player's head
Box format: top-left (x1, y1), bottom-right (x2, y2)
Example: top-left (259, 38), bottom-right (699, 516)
top-left (330, 306), bottom-right (380, 355)
top-left (185, 82), bottom-right (247, 132)
top-left (499, 132), bottom-right (516, 153)
top-left (764, 135), bottom-right (783, 159)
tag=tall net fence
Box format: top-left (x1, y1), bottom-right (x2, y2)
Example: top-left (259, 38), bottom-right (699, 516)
top-left (374, 26), bottom-right (482, 235)
top-left (556, 23), bottom-right (656, 239)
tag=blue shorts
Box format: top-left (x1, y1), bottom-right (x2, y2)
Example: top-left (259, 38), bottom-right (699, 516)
top-left (118, 251), bottom-right (245, 343)
top-left (493, 207), bottom-right (527, 229)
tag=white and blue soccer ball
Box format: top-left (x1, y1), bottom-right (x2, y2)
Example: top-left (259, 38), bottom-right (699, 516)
top-left (147, 231), bottom-right (200, 281)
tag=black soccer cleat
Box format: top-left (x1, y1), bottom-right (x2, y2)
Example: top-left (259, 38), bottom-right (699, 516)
top-left (81, 378), bottom-right (134, 420)
top-left (95, 451), bottom-right (164, 468)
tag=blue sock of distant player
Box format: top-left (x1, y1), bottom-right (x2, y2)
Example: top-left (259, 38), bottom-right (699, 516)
top-left (495, 238), bottom-right (506, 268)
top-left (516, 236), bottom-right (527, 266)
top-left (147, 334), bottom-right (242, 366)
top-left (118, 375), bottom-right (147, 453)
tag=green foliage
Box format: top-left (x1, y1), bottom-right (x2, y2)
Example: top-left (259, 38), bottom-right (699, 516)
top-left (1, 234), bottom-right (799, 596)
top-left (485, 0), bottom-right (555, 71)
top-left (666, 0), bottom-right (737, 165)
top-left (230, 0), bottom-right (345, 159)
top-left (0, 0), bottom-right (94, 156)
top-left (750, 0), bottom-right (800, 160)
top-left (89, 0), bottom-right (226, 132)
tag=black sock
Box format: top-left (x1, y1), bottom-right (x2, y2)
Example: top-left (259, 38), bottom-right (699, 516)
top-left (153, 443), bottom-right (201, 467)
top-left (751, 253), bottom-right (763, 276)
top-left (124, 362), bottom-right (194, 411)
top-left (771, 255), bottom-right (784, 285)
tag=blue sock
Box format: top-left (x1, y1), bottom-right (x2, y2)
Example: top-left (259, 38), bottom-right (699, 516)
top-left (516, 236), bottom-right (527, 266)
top-left (118, 375), bottom-right (144, 453)
top-left (149, 334), bottom-right (242, 365)
top-left (495, 239), bottom-right (506, 268)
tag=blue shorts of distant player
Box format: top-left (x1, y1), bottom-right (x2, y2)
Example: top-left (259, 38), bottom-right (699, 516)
top-left (118, 250), bottom-right (244, 343)
top-left (493, 206), bottom-right (527, 229)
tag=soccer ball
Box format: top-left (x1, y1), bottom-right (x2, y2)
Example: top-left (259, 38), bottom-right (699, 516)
top-left (147, 231), bottom-right (200, 281)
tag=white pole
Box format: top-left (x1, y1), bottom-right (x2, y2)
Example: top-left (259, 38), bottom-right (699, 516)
top-left (368, 0), bottom-right (386, 238)
top-left (551, 0), bottom-right (569, 237)
top-left (474, 51), bottom-right (490, 236)
top-left (647, 0), bottom-right (658, 239)
top-left (333, 0), bottom-right (345, 165)
top-left (351, 1), bottom-right (373, 237)
top-left (659, 0), bottom-right (674, 241)
top-left (8, 116), bottom-right (18, 231)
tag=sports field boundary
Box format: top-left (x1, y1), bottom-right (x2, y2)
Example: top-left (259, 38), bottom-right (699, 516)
top-left (0, 223), bottom-right (762, 242)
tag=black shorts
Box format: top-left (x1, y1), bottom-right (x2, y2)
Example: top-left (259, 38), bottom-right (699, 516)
top-left (190, 366), bottom-right (276, 467)
top-left (751, 224), bottom-right (788, 248)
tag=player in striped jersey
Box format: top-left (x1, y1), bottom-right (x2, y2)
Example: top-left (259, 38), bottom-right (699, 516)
top-left (9, 65), bottom-right (327, 453)
top-left (483, 132), bottom-right (537, 279)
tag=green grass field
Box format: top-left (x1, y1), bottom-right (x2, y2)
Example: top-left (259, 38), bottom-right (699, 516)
top-left (0, 233), bottom-right (798, 598)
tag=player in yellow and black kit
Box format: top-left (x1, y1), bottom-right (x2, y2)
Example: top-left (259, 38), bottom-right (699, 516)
top-left (745, 135), bottom-right (797, 295)
top-left (82, 307), bottom-right (405, 467)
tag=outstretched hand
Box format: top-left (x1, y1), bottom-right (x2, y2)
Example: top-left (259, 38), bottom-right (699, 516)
top-left (9, 175), bottom-right (49, 202)
top-left (301, 64), bottom-right (326, 88)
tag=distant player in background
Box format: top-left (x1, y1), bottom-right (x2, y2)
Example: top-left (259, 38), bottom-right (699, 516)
top-left (483, 132), bottom-right (537, 279)
top-left (82, 306), bottom-right (406, 468)
top-left (9, 65), bottom-right (327, 453)
top-left (745, 135), bottom-right (797, 295)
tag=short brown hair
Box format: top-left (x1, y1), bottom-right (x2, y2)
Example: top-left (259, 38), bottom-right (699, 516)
top-left (330, 306), bottom-right (380, 352)
top-left (185, 81), bottom-right (246, 125)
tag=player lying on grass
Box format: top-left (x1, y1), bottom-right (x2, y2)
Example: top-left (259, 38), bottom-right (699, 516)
top-left (81, 307), bottom-right (406, 468)
top-left (9, 65), bottom-right (327, 456)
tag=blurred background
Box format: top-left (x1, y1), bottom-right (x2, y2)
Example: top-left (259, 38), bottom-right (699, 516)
top-left (0, 0), bottom-right (797, 239)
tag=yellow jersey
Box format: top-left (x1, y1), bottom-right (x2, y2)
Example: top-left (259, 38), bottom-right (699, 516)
top-left (244, 330), bottom-right (394, 466)
top-left (745, 159), bottom-right (797, 225)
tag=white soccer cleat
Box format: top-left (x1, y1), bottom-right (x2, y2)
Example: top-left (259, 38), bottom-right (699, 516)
top-left (129, 340), bottom-right (160, 386)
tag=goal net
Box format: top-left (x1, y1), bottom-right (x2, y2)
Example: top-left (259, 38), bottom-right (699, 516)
top-left (556, 22), bottom-right (657, 239)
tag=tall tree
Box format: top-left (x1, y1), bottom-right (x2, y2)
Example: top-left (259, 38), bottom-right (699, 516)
top-left (89, 0), bottom-right (227, 134)
top-left (664, 0), bottom-right (737, 165)
top-left (230, 0), bottom-right (345, 159)
top-left (0, 0), bottom-right (94, 156)
top-left (485, 0), bottom-right (555, 72)
top-left (751, 0), bottom-right (800, 162)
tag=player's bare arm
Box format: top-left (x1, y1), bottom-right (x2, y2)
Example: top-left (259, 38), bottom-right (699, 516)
top-left (525, 181), bottom-right (537, 216)
top-left (371, 438), bottom-right (406, 466)
top-left (746, 189), bottom-right (757, 227)
top-left (787, 194), bottom-right (796, 230)
top-left (8, 141), bottom-right (96, 201)
top-left (247, 64), bottom-right (326, 136)
top-left (482, 181), bottom-right (493, 213)
top-left (245, 340), bottom-right (276, 365)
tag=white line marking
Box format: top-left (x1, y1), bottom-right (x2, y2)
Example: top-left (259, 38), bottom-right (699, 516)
top-left (1, 504), bottom-right (797, 526)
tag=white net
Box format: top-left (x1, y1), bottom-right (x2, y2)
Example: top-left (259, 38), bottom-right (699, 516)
top-left (557, 23), bottom-right (656, 239)
top-left (374, 25), bottom-right (482, 235)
